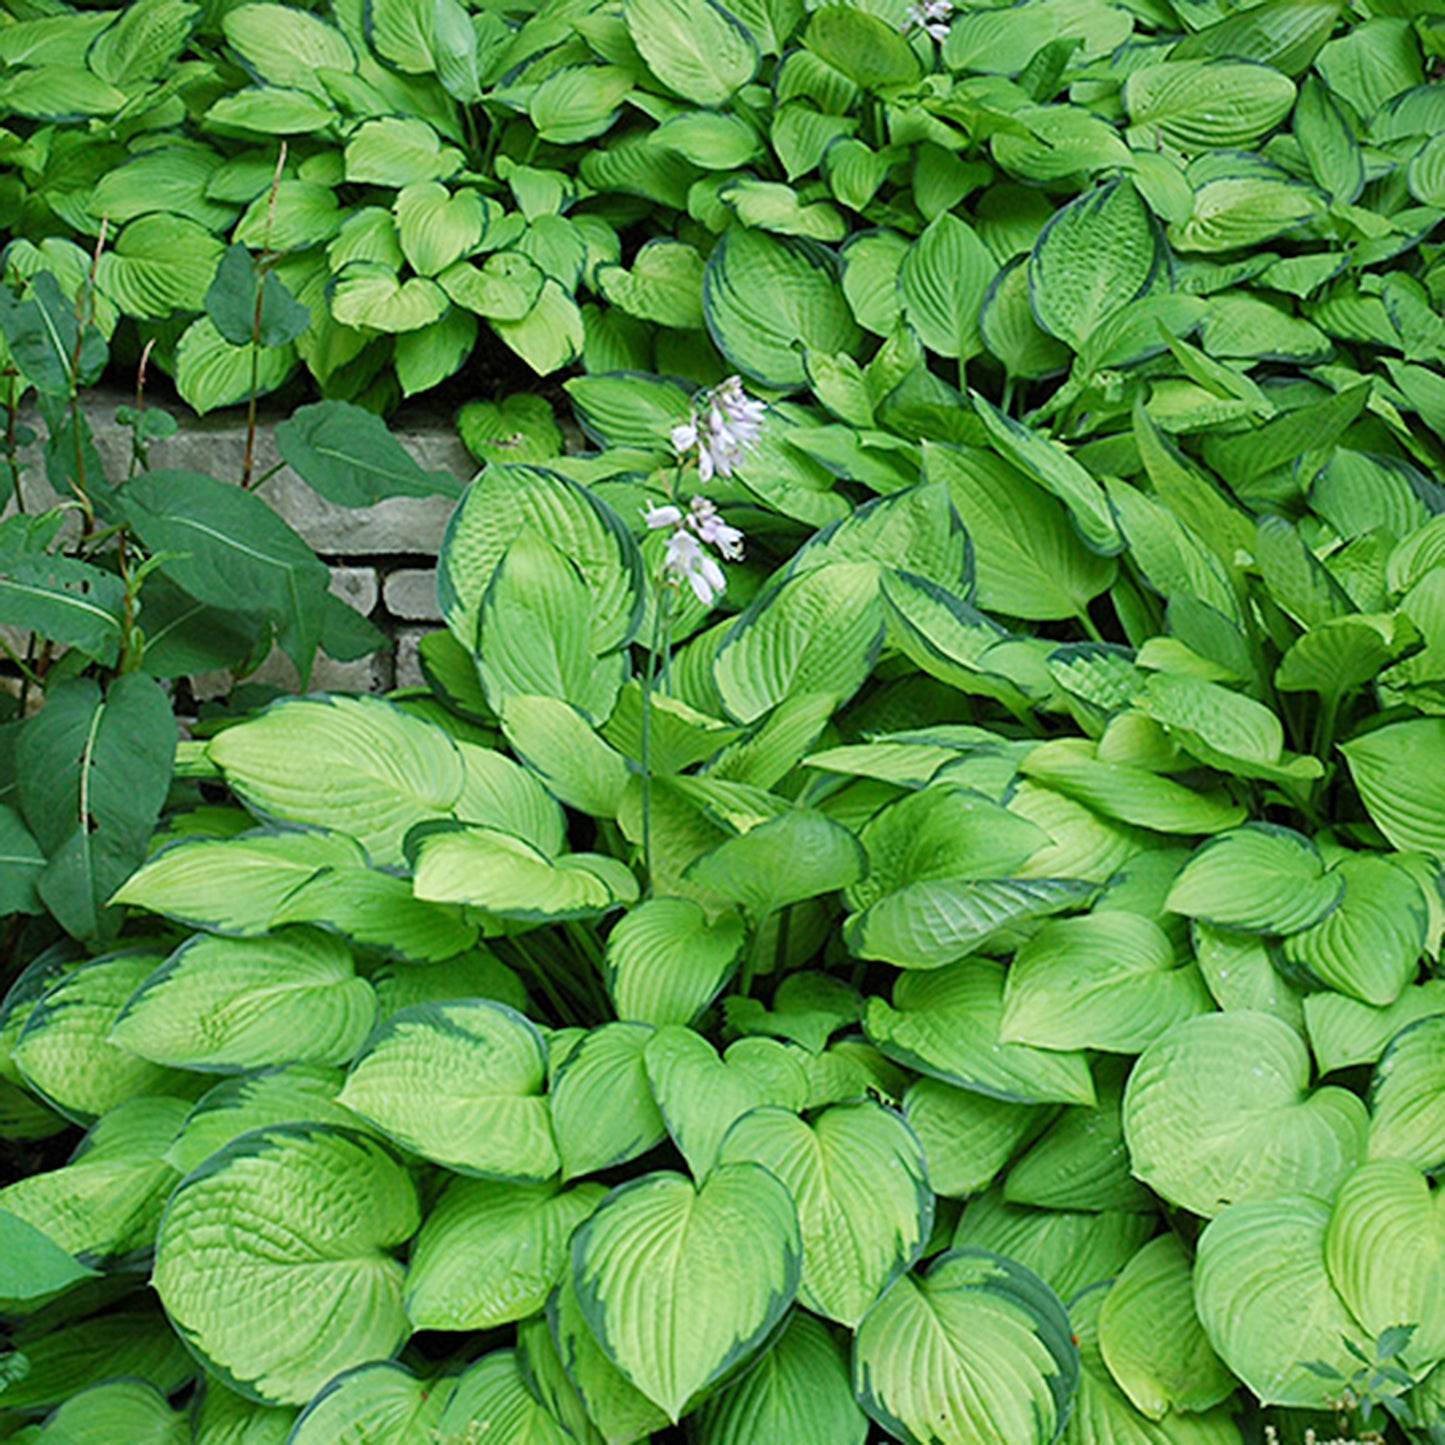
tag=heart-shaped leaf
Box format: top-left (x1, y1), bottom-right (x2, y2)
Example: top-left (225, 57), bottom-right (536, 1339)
top-left (571, 1165), bottom-right (801, 1421)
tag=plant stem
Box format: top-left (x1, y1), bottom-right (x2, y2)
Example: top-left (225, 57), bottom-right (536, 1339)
top-left (640, 583), bottom-right (672, 898)
top-left (243, 143), bottom-right (287, 490)
top-left (1074, 606), bottom-right (1105, 644)
top-left (738, 914), bottom-right (769, 999)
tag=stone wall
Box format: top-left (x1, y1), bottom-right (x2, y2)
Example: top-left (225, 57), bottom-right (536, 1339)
top-left (7, 391), bottom-right (475, 697)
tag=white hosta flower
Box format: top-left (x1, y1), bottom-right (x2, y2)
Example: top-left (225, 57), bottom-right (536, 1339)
top-left (688, 495), bottom-right (744, 561)
top-left (905, 0), bottom-right (952, 40)
top-left (664, 527), bottom-right (727, 606)
top-left (644, 503), bottom-right (684, 531)
top-left (671, 375), bottom-right (767, 481)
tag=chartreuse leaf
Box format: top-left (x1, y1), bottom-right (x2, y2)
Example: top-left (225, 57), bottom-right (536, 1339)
top-left (1195, 1196), bottom-right (1363, 1409)
top-left (719, 1100), bottom-right (931, 1326)
top-left (693, 1309), bottom-right (867, 1444)
top-left (0, 1209), bottom-right (96, 1309)
top-left (972, 394), bottom-right (1122, 555)
top-left (905, 1078), bottom-right (1044, 1199)
top-left (952, 1192), bottom-right (1156, 1304)
top-left (605, 897), bottom-right (746, 1027)
top-left (925, 443), bottom-right (1115, 620)
top-left (165, 1065), bottom-right (357, 1177)
top-left (1343, 719), bottom-right (1445, 856)
top-left (222, 2), bottom-right (354, 94)
top-left (854, 1248), bottom-right (1079, 1445)
top-left (411, 825), bottom-right (638, 921)
top-left (338, 1000), bottom-right (558, 1179)
top-left (899, 212), bottom-right (997, 362)
top-left (405, 1176), bottom-right (605, 1331)
top-left (685, 809), bottom-right (865, 919)
top-left (286, 1363), bottom-right (451, 1442)
top-left (847, 876), bottom-right (1093, 971)
top-left (1004, 1059), bottom-right (1154, 1214)
top-left (111, 829), bottom-right (366, 935)
top-left (1304, 980), bottom-right (1445, 1075)
top-left (110, 931), bottom-right (375, 1073)
top-left (1165, 825), bottom-right (1344, 935)
top-left (152, 1124), bottom-right (418, 1406)
top-left (0, 1096), bottom-right (188, 1263)
top-left (1369, 1013), bottom-right (1445, 1170)
top-left (30, 1378), bottom-right (187, 1444)
top-left (1000, 913), bottom-right (1211, 1054)
top-left (1029, 179), bottom-right (1159, 352)
top-left (439, 463), bottom-right (642, 661)
top-left (1325, 1158), bottom-right (1445, 1371)
top-left (1097, 1234), bottom-right (1236, 1420)
top-left (1122, 1011), bottom-right (1367, 1218)
top-left (192, 1385), bottom-right (298, 1443)
top-left (624, 0), bottom-right (758, 106)
top-left (644, 1027), bottom-right (808, 1178)
top-left (865, 960), bottom-right (1097, 1106)
top-left (12, 949), bottom-right (183, 1122)
top-left (549, 1271), bottom-right (672, 1440)
top-left (551, 1022), bottom-right (667, 1179)
top-left (435, 1350), bottom-right (572, 1442)
top-left (1281, 853), bottom-right (1426, 1007)
top-left (207, 696), bottom-right (465, 869)
top-left (1125, 60), bottom-right (1296, 148)
top-left (476, 532), bottom-right (627, 720)
top-left (571, 1165), bottom-right (802, 1422)
top-left (703, 229), bottom-right (861, 390)
top-left (0, 1303), bottom-right (191, 1414)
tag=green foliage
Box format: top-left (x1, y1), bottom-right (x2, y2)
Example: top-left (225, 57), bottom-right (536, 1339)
top-left (6, 0), bottom-right (1445, 1440)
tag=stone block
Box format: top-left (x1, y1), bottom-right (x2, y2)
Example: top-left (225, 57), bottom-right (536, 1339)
top-left (383, 568), bottom-right (441, 621)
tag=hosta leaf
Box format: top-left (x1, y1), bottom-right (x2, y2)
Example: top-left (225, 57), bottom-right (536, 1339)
top-left (571, 1165), bottom-right (802, 1421)
top-left (1125, 60), bottom-right (1296, 147)
top-left (206, 696), bottom-right (465, 869)
top-left (846, 876), bottom-right (1094, 971)
top-left (703, 229), bottom-right (861, 390)
top-left (624, 0), bottom-right (758, 106)
top-left (644, 1027), bottom-right (809, 1178)
top-left (1000, 913), bottom-right (1212, 1054)
top-left (905, 1078), bottom-right (1045, 1199)
top-left (1281, 853), bottom-right (1426, 1006)
top-left (288, 1362), bottom-right (448, 1444)
top-left (1325, 1158), bottom-right (1445, 1370)
top-left (899, 211), bottom-right (997, 362)
top-left (12, 949), bottom-right (182, 1122)
top-left (339, 1000), bottom-right (558, 1179)
top-left (439, 463), bottom-right (642, 660)
top-left (1096, 1235), bottom-right (1236, 1420)
top-left (1123, 1010), bottom-right (1367, 1217)
top-left (110, 930), bottom-right (377, 1073)
top-left (1194, 1195), bottom-right (1363, 1408)
top-left (31, 1379), bottom-right (187, 1444)
top-left (1369, 1013), bottom-right (1445, 1170)
top-left (436, 1351), bottom-right (573, 1443)
top-left (865, 959), bottom-right (1097, 1105)
top-left (111, 828), bottom-right (367, 936)
top-left (972, 394), bottom-right (1122, 555)
top-left (0, 1304), bottom-right (191, 1415)
top-left (549, 1272), bottom-right (672, 1441)
top-left (692, 1310), bottom-right (867, 1444)
top-left (152, 1124), bottom-right (418, 1406)
top-left (854, 1248), bottom-right (1079, 1445)
top-left (718, 1101), bottom-right (931, 1326)
top-left (343, 117), bottom-right (464, 186)
top-left (1165, 825), bottom-right (1344, 935)
top-left (551, 1022), bottom-right (667, 1179)
top-left (1029, 180), bottom-right (1159, 352)
top-left (1342, 719), bottom-right (1445, 857)
top-left (953, 1193), bottom-right (1156, 1304)
top-left (0, 1209), bottom-right (96, 1309)
top-left (685, 809), bottom-right (865, 919)
top-left (173, 318), bottom-right (296, 413)
top-left (193, 1386), bottom-right (298, 1442)
top-left (1304, 979), bottom-right (1445, 1074)
top-left (411, 826), bottom-right (638, 921)
top-left (330, 263), bottom-right (449, 333)
top-left (222, 2), bottom-right (355, 95)
top-left (405, 1176), bottom-right (605, 1331)
top-left (605, 896), bottom-right (746, 1027)
top-left (1004, 1060), bottom-right (1154, 1214)
top-left (165, 1064), bottom-right (357, 1177)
